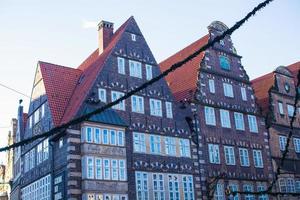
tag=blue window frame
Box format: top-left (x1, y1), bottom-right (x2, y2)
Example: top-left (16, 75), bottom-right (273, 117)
top-left (219, 55), bottom-right (230, 70)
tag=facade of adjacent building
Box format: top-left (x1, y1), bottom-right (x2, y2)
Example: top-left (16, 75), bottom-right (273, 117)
top-left (252, 63), bottom-right (300, 199)
top-left (11, 17), bottom-right (198, 200)
top-left (160, 21), bottom-right (274, 200)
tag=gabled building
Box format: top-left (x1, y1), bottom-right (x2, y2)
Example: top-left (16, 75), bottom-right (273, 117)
top-left (160, 21), bottom-right (274, 200)
top-left (12, 16), bottom-right (198, 200)
top-left (252, 63), bottom-right (300, 198)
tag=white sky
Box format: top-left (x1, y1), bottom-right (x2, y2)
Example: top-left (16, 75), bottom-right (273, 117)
top-left (0, 0), bottom-right (299, 163)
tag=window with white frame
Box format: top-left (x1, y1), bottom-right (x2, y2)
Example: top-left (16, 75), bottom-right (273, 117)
top-left (150, 99), bottom-right (162, 117)
top-left (131, 95), bottom-right (144, 113)
top-left (59, 137), bottom-right (64, 148)
top-left (102, 129), bottom-right (109, 144)
top-left (165, 102), bottom-right (173, 119)
top-left (37, 142), bottom-right (43, 165)
top-left (21, 174), bottom-right (51, 200)
top-left (278, 102), bottom-right (284, 115)
top-left (136, 172), bottom-right (149, 200)
top-left (279, 179), bottom-right (287, 192)
top-left (220, 109), bottom-right (231, 128)
top-left (153, 174), bottom-right (165, 200)
top-left (243, 184), bottom-right (254, 200)
top-left (24, 153), bottom-right (29, 172)
top-left (239, 148), bottom-right (250, 167)
top-left (223, 83), bottom-right (234, 98)
top-left (86, 127), bottom-right (93, 142)
top-left (295, 181), bottom-right (300, 193)
top-left (29, 116), bottom-right (32, 128)
top-left (248, 115), bottom-right (258, 133)
top-left (98, 88), bottom-right (107, 103)
top-left (208, 79), bottom-right (215, 94)
top-left (110, 130), bottom-right (117, 145)
top-left (41, 103), bottom-right (45, 118)
top-left (241, 87), bottom-right (247, 101)
top-left (205, 106), bottom-right (216, 126)
top-left (287, 104), bottom-right (295, 117)
top-left (150, 135), bottom-right (161, 154)
top-left (228, 184), bottom-right (239, 200)
top-left (111, 91), bottom-right (125, 110)
top-left (180, 139), bottom-right (191, 157)
top-left (34, 109), bottom-right (40, 124)
top-left (29, 148), bottom-right (35, 170)
top-left (131, 33), bottom-right (136, 41)
top-left (234, 112), bottom-right (245, 130)
top-left (95, 158), bottom-right (102, 179)
top-left (94, 128), bottom-right (101, 144)
top-left (146, 64), bottom-right (152, 80)
top-left (87, 157), bottom-right (94, 179)
top-left (43, 138), bottom-right (49, 161)
top-left (294, 138), bottom-right (300, 153)
top-left (165, 137), bottom-right (176, 156)
top-left (117, 57), bottom-right (125, 74)
top-left (133, 132), bottom-right (146, 153)
top-left (208, 144), bottom-right (220, 164)
top-left (286, 178), bottom-right (296, 193)
top-left (253, 150), bottom-right (263, 168)
top-left (119, 160), bottom-right (126, 181)
top-left (257, 184), bottom-right (268, 200)
top-left (168, 174), bottom-right (180, 200)
top-left (215, 183), bottom-right (224, 200)
top-left (111, 159), bottom-right (119, 180)
top-left (224, 146), bottom-right (235, 165)
top-left (279, 136), bottom-right (287, 151)
top-left (129, 60), bottom-right (142, 78)
top-left (182, 175), bottom-right (194, 200)
top-left (118, 131), bottom-right (125, 146)
top-left (103, 159), bottom-right (110, 180)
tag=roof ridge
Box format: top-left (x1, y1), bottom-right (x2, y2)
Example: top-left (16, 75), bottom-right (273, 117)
top-left (38, 60), bottom-right (81, 71)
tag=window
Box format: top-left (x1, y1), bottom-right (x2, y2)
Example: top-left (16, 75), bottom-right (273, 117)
top-left (219, 55), bottom-right (230, 70)
top-left (150, 99), bottom-right (162, 117)
top-left (228, 184), bottom-right (239, 200)
top-left (286, 178), bottom-right (296, 193)
top-left (119, 160), bottom-right (126, 181)
top-left (129, 60), bottom-right (142, 78)
top-left (239, 148), bottom-right (250, 167)
top-left (37, 143), bottom-right (43, 165)
top-left (146, 64), bottom-right (153, 80)
top-left (287, 104), bottom-right (295, 117)
top-left (241, 87), bottom-right (247, 101)
top-left (110, 130), bottom-right (117, 145)
top-left (253, 150), bottom-right (263, 168)
top-left (279, 136), bottom-right (287, 151)
top-left (224, 146), bottom-right (235, 165)
top-left (41, 103), bottom-right (45, 118)
top-left (180, 139), bottom-right (191, 157)
top-left (220, 109), bottom-right (231, 128)
top-left (295, 181), bottom-right (300, 193)
top-left (117, 57), bottom-right (125, 74)
top-left (118, 131), bottom-right (125, 146)
top-left (150, 135), bottom-right (161, 154)
top-left (243, 184), bottom-right (254, 200)
top-left (257, 184), bottom-right (268, 200)
top-left (86, 127), bottom-right (93, 142)
top-left (131, 33), bottom-right (136, 41)
top-left (131, 95), bottom-right (144, 113)
top-left (94, 128), bottom-right (101, 144)
top-left (248, 115), bottom-right (258, 133)
top-left (234, 112), bottom-right (245, 130)
top-left (182, 175), bottom-right (194, 200)
top-left (153, 174), bottom-right (165, 200)
top-left (103, 159), bottom-right (110, 180)
top-left (165, 102), bottom-right (173, 119)
top-left (294, 138), bottom-right (300, 153)
top-left (205, 106), bottom-right (216, 125)
top-left (98, 88), bottom-right (107, 103)
top-left (279, 179), bottom-right (287, 192)
top-left (111, 91), bottom-right (125, 110)
top-left (215, 183), bottom-right (224, 200)
top-left (168, 174), bottom-right (180, 200)
top-left (59, 137), bottom-right (64, 148)
top-left (136, 172), bottom-right (149, 200)
top-left (102, 129), bottom-right (109, 145)
top-left (208, 79), bottom-right (215, 93)
top-left (34, 109), bottom-right (40, 124)
top-left (223, 83), bottom-right (234, 97)
top-left (29, 116), bottom-right (32, 128)
top-left (29, 148), bottom-right (35, 170)
top-left (278, 102), bottom-right (284, 115)
top-left (87, 157), bottom-right (94, 179)
top-left (208, 144), bottom-right (220, 164)
top-left (111, 159), bottom-right (119, 180)
top-left (165, 137), bottom-right (176, 156)
top-left (24, 153), bottom-right (29, 172)
top-left (133, 132), bottom-right (146, 153)
top-left (95, 158), bottom-right (102, 179)
top-left (43, 138), bottom-right (49, 160)
top-left (21, 174), bottom-right (51, 200)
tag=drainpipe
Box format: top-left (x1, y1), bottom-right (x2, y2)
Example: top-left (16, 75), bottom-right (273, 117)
top-left (50, 140), bottom-right (55, 200)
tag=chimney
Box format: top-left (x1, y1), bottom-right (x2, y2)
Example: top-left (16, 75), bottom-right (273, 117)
top-left (98, 20), bottom-right (114, 54)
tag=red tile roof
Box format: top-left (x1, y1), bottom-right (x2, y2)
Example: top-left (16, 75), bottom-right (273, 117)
top-left (287, 61), bottom-right (300, 85)
top-left (159, 35), bottom-right (209, 101)
top-left (39, 61), bottom-right (82, 126)
top-left (60, 16), bottom-right (133, 124)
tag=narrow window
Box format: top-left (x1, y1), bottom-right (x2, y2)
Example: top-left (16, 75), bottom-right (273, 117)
top-left (129, 60), bottom-right (142, 78)
top-left (294, 138), bottom-right (300, 153)
top-left (94, 128), bottom-right (101, 144)
top-left (287, 104), bottom-right (295, 117)
top-left (215, 184), bottom-right (224, 200)
top-left (220, 109), bottom-right (231, 128)
top-left (208, 79), bottom-right (215, 94)
top-left (102, 129), bottom-right (109, 145)
top-left (180, 139), bottom-right (191, 157)
top-left (224, 146), bottom-right (235, 165)
top-left (103, 159), bottom-right (110, 180)
top-left (98, 88), bottom-right (107, 102)
top-left (150, 99), bottom-right (162, 117)
top-left (208, 144), bottom-right (220, 164)
top-left (117, 131), bottom-right (125, 146)
top-left (153, 174), bottom-right (165, 200)
top-left (95, 158), bottom-right (102, 179)
top-left (205, 106), bottom-right (216, 126)
top-left (241, 87), bottom-right (247, 101)
top-left (136, 172), bottom-right (149, 200)
top-left (111, 91), bottom-right (125, 110)
top-left (133, 132), bottom-right (146, 153)
top-left (239, 148), bottom-right (250, 167)
top-left (168, 175), bottom-right (180, 200)
top-left (150, 135), bottom-right (161, 154)
top-left (223, 83), bottom-right (234, 97)
top-left (119, 160), bottom-right (126, 181)
top-left (253, 150), bottom-right (263, 168)
top-left (117, 57), bottom-right (125, 74)
top-left (182, 175), bottom-right (194, 200)
top-left (165, 137), bottom-right (176, 156)
top-left (234, 112), bottom-right (245, 130)
top-left (87, 157), bottom-right (94, 179)
top-left (131, 95), bottom-right (144, 113)
top-left (146, 64), bottom-right (153, 80)
top-left (248, 115), bottom-right (258, 133)
top-left (86, 127), bottom-right (93, 143)
top-left (166, 102), bottom-right (173, 119)
top-left (110, 130), bottom-right (117, 145)
top-left (278, 102), bottom-right (284, 115)
top-left (279, 136), bottom-right (287, 151)
top-left (111, 159), bottom-right (119, 180)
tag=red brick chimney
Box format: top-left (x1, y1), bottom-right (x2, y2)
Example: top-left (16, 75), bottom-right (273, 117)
top-left (98, 20), bottom-right (114, 55)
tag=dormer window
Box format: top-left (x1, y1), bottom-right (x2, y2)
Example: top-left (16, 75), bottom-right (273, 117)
top-left (220, 40), bottom-right (225, 46)
top-left (219, 55), bottom-right (230, 70)
top-left (131, 33), bottom-right (136, 41)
